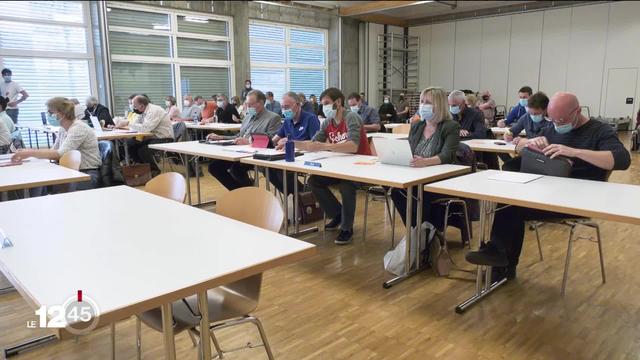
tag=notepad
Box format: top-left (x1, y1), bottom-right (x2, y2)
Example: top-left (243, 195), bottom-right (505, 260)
top-left (487, 172), bottom-right (542, 184)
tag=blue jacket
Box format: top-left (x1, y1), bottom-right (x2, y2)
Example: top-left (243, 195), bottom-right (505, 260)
top-left (506, 104), bottom-right (527, 125)
top-left (276, 110), bottom-right (320, 141)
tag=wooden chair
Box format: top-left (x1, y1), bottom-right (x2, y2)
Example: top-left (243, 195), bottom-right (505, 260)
top-left (143, 172), bottom-right (186, 203)
top-left (136, 187), bottom-right (282, 360)
top-left (59, 150), bottom-right (81, 171)
top-left (392, 123), bottom-right (411, 134)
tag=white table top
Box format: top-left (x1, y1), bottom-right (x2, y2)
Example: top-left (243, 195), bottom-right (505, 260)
top-left (462, 139), bottom-right (517, 155)
top-left (0, 157), bottom-right (90, 192)
top-left (95, 129), bottom-right (152, 141)
top-left (424, 170), bottom-right (640, 225)
top-left (150, 141), bottom-right (285, 161)
top-left (241, 151), bottom-right (470, 188)
top-left (0, 186), bottom-right (315, 327)
top-left (367, 132), bottom-right (408, 140)
top-left (184, 122), bottom-right (242, 131)
top-left (383, 123), bottom-right (408, 129)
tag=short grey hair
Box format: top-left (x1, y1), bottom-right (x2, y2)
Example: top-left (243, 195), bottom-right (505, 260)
top-left (247, 89), bottom-right (266, 104)
top-left (86, 96), bottom-right (98, 104)
top-left (283, 91), bottom-right (300, 104)
top-left (448, 90), bottom-right (465, 102)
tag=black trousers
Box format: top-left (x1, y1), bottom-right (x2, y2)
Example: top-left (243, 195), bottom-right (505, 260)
top-left (208, 160), bottom-right (253, 190)
top-left (266, 168), bottom-right (304, 197)
top-left (490, 206), bottom-right (573, 267)
top-left (390, 188), bottom-right (448, 228)
top-left (126, 138), bottom-right (172, 172)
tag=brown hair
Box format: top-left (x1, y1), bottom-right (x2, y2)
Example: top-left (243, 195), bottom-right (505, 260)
top-left (46, 97), bottom-right (75, 121)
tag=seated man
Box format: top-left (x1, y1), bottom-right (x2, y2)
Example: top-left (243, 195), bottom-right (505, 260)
top-left (466, 92), bottom-right (631, 281)
top-left (295, 87), bottom-right (371, 245)
top-left (84, 96), bottom-right (114, 127)
top-left (499, 86), bottom-right (532, 127)
top-left (347, 92), bottom-right (380, 132)
top-left (265, 91), bottom-right (282, 116)
top-left (175, 95), bottom-right (201, 122)
top-left (213, 94), bottom-right (241, 123)
top-left (378, 95), bottom-right (397, 123)
top-left (118, 95), bottom-right (174, 176)
top-left (501, 91), bottom-right (553, 171)
top-left (448, 89), bottom-right (486, 139)
top-left (267, 91), bottom-right (320, 196)
top-left (206, 90), bottom-right (281, 190)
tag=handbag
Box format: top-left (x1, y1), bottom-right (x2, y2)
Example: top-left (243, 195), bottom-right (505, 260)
top-left (520, 146), bottom-right (572, 177)
top-left (298, 191), bottom-right (323, 224)
top-left (429, 231), bottom-right (451, 277)
top-left (122, 163), bottom-right (151, 187)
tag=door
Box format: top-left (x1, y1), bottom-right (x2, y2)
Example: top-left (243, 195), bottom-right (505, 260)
top-left (603, 68), bottom-right (638, 121)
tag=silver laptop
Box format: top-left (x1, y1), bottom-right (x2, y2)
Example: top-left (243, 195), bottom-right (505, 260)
top-left (373, 138), bottom-right (413, 166)
top-left (89, 116), bottom-right (102, 132)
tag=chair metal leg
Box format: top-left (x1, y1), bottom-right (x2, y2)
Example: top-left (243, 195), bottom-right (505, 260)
top-left (461, 201), bottom-right (472, 249)
top-left (136, 317), bottom-right (142, 360)
top-left (534, 223), bottom-right (544, 261)
top-left (595, 224), bottom-right (606, 284)
top-left (208, 330), bottom-right (224, 359)
top-left (561, 225), bottom-right (576, 296)
top-left (390, 195), bottom-right (396, 248)
top-left (247, 316), bottom-right (275, 360)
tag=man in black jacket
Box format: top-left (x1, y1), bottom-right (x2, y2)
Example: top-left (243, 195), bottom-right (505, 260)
top-left (84, 96), bottom-right (114, 127)
top-left (448, 89), bottom-right (486, 139)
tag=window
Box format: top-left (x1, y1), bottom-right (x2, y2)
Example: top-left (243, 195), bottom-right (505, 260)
top-left (249, 21), bottom-right (327, 101)
top-left (0, 1), bottom-right (94, 146)
top-left (107, 3), bottom-right (234, 116)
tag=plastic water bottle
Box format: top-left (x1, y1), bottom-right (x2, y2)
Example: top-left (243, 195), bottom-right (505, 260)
top-left (192, 113), bottom-right (199, 124)
top-left (285, 135), bottom-right (295, 162)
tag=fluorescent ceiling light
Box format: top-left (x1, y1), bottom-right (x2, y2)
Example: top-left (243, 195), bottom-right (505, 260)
top-left (153, 24), bottom-right (170, 30)
top-left (184, 16), bottom-right (209, 23)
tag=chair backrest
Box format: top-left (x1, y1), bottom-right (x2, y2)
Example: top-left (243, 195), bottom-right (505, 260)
top-left (392, 124), bottom-right (411, 134)
top-left (172, 121), bottom-right (187, 142)
top-left (144, 172), bottom-right (186, 202)
top-left (59, 150), bottom-right (81, 171)
top-left (216, 187), bottom-right (284, 232)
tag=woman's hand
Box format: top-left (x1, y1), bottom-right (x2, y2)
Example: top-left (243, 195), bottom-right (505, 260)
top-left (410, 155), bottom-right (430, 168)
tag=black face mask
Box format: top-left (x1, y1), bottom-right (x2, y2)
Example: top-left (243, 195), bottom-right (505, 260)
top-left (482, 96), bottom-right (489, 101)
top-left (133, 108), bottom-right (143, 114)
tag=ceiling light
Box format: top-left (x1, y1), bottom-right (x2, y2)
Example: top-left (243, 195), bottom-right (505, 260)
top-left (184, 16), bottom-right (209, 24)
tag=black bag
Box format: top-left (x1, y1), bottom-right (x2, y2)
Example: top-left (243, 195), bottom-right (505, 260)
top-left (298, 191), bottom-right (323, 224)
top-left (520, 147), bottom-right (572, 177)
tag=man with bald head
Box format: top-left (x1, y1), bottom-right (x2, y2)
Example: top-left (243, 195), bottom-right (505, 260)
top-left (117, 95), bottom-right (174, 176)
top-left (466, 92), bottom-right (630, 281)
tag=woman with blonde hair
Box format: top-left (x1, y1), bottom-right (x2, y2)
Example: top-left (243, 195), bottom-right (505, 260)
top-left (390, 86), bottom-right (461, 226)
top-left (12, 97), bottom-right (101, 189)
top-left (465, 93), bottom-right (477, 109)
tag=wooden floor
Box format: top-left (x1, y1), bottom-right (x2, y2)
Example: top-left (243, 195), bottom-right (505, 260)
top-left (2, 133), bottom-right (640, 359)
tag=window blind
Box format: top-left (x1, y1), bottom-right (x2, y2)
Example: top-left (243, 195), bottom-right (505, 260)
top-left (176, 38), bottom-right (228, 60)
top-left (106, 7), bottom-right (169, 31)
top-left (111, 62), bottom-right (174, 117)
top-left (2, 1), bottom-right (84, 24)
top-left (177, 16), bottom-right (227, 36)
top-left (109, 32), bottom-right (172, 57)
top-left (250, 68), bottom-right (286, 100)
top-left (0, 20), bottom-right (87, 53)
top-left (180, 66), bottom-right (230, 99)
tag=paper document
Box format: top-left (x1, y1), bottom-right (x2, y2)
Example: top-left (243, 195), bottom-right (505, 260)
top-left (487, 172), bottom-right (542, 184)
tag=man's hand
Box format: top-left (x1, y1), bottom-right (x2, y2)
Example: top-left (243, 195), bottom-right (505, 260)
top-left (206, 133), bottom-right (223, 141)
top-left (11, 149), bottom-right (30, 163)
top-left (497, 119), bottom-right (506, 128)
top-left (543, 144), bottom-right (580, 159)
top-left (526, 136), bottom-right (549, 150)
top-left (115, 120), bottom-right (129, 129)
top-left (504, 134), bottom-right (513, 142)
top-left (234, 137), bottom-right (250, 145)
top-left (295, 141), bottom-right (324, 152)
top-left (275, 138), bottom-right (287, 151)
top-left (410, 155), bottom-right (430, 168)
top-left (511, 136), bottom-right (521, 145)
top-left (460, 129), bottom-right (470, 137)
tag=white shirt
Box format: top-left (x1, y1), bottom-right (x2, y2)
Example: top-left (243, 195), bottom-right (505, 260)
top-left (130, 103), bottom-right (174, 139)
top-left (0, 116), bottom-right (10, 146)
top-left (0, 81), bottom-right (24, 109)
top-left (53, 121), bottom-right (102, 170)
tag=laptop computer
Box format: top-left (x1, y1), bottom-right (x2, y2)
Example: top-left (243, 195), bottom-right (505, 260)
top-left (373, 138), bottom-right (413, 166)
top-left (89, 116), bottom-right (103, 133)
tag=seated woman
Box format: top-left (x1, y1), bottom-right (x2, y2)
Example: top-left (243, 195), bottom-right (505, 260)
top-left (390, 87), bottom-right (461, 227)
top-left (0, 97), bottom-right (15, 153)
top-left (11, 97), bottom-right (102, 190)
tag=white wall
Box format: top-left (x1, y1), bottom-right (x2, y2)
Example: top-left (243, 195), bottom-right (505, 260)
top-left (406, 1), bottom-right (640, 119)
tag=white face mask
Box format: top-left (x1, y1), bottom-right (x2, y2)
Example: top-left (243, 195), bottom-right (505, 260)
top-left (165, 101), bottom-right (171, 107)
top-left (183, 100), bottom-right (190, 107)
top-left (217, 101), bottom-right (224, 108)
top-left (384, 99), bottom-right (390, 104)
top-left (323, 104), bottom-right (336, 120)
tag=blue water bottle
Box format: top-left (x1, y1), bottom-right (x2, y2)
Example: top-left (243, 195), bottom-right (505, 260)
top-left (285, 135), bottom-right (295, 162)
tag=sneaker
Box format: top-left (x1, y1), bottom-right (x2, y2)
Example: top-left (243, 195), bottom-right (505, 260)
top-left (334, 230), bottom-right (353, 245)
top-left (324, 213), bottom-right (341, 230)
top-left (465, 243), bottom-right (508, 267)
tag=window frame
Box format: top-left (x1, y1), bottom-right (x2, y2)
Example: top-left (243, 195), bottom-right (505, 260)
top-left (249, 20), bottom-right (328, 94)
top-left (106, 1), bottom-right (235, 106)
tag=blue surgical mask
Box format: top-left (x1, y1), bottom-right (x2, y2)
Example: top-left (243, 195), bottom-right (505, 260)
top-left (246, 107), bottom-right (257, 118)
top-left (530, 113), bottom-right (543, 123)
top-left (519, 98), bottom-right (528, 107)
top-left (449, 105), bottom-right (460, 115)
top-left (47, 113), bottom-right (60, 126)
top-left (419, 104), bottom-right (434, 121)
top-left (3, 76), bottom-right (11, 83)
top-left (350, 105), bottom-right (359, 113)
top-left (283, 109), bottom-right (294, 120)
top-left (323, 104), bottom-right (336, 120)
top-left (554, 122), bottom-right (573, 134)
